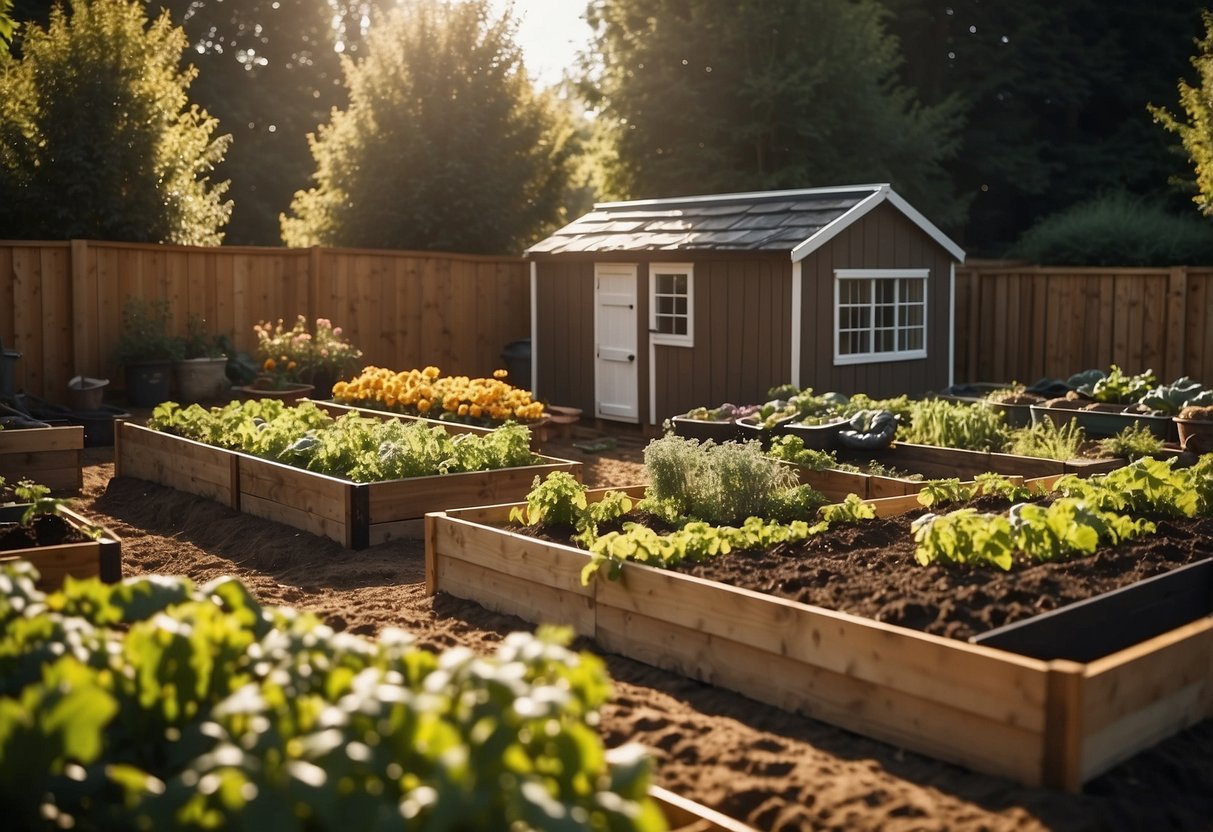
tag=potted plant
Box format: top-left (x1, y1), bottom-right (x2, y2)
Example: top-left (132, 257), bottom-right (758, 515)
top-left (174, 314), bottom-right (231, 404)
top-left (303, 317), bottom-right (363, 396)
top-left (1174, 404), bottom-right (1213, 454)
top-left (114, 298), bottom-right (184, 408)
top-left (237, 317), bottom-right (317, 402)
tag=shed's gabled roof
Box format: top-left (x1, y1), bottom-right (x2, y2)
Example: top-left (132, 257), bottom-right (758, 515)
top-left (526, 183), bottom-right (965, 263)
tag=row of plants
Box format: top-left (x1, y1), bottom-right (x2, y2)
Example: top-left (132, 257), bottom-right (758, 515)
top-left (147, 400), bottom-right (538, 482)
top-left (511, 434), bottom-right (1213, 582)
top-left (0, 563), bottom-right (667, 831)
top-left (331, 366), bottom-right (546, 426)
top-left (911, 455), bottom-right (1213, 569)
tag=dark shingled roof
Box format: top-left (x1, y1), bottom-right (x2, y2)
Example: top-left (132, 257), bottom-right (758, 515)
top-left (525, 184), bottom-right (966, 263)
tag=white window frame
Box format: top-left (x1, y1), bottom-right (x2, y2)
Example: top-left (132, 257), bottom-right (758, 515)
top-left (833, 268), bottom-right (928, 365)
top-left (649, 262), bottom-right (694, 347)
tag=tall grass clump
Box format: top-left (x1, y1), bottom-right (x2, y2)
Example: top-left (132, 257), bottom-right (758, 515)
top-left (641, 435), bottom-right (820, 525)
top-left (898, 399), bottom-right (1010, 452)
top-left (1005, 418), bottom-right (1086, 460)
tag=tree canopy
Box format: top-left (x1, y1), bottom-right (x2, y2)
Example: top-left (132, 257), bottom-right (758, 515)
top-left (582, 0), bottom-right (963, 226)
top-left (1151, 11), bottom-right (1213, 219)
top-left (281, 0), bottom-right (576, 254)
top-left (0, 0), bottom-right (231, 244)
top-left (884, 0), bottom-right (1207, 254)
top-left (148, 0), bottom-right (364, 245)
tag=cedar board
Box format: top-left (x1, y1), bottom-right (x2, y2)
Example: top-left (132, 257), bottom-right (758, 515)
top-left (116, 421), bottom-right (581, 549)
top-left (0, 424), bottom-right (84, 493)
top-left (426, 494), bottom-right (1213, 791)
top-left (0, 504), bottom-right (121, 589)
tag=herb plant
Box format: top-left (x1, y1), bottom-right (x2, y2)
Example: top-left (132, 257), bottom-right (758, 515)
top-left (1004, 418), bottom-right (1086, 460)
top-left (1097, 422), bottom-right (1164, 460)
top-left (898, 399), bottom-right (1010, 452)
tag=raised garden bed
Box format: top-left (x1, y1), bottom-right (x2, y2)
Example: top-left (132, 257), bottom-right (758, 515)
top-left (426, 488), bottom-right (1213, 791)
top-left (0, 502), bottom-right (121, 589)
top-left (1030, 403), bottom-right (1178, 441)
top-left (847, 441), bottom-right (1127, 481)
top-left (0, 422), bottom-right (84, 493)
top-left (115, 420), bottom-right (581, 549)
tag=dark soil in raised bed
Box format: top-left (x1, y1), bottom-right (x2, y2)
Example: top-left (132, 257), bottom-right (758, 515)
top-left (0, 514), bottom-right (86, 549)
top-left (519, 499), bottom-right (1213, 642)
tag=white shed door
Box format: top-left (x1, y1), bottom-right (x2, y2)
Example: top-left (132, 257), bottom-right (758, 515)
top-left (594, 264), bottom-right (639, 422)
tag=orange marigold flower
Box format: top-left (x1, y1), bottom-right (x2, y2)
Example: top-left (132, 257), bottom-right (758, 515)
top-left (493, 368), bottom-right (508, 379)
top-left (263, 358), bottom-right (276, 371)
top-left (469, 404), bottom-right (482, 418)
top-left (418, 399), bottom-right (432, 413)
top-left (458, 404), bottom-right (469, 417)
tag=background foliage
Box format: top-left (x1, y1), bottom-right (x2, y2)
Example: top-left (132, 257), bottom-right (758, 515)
top-left (280, 0), bottom-right (577, 254)
top-left (0, 0), bottom-right (231, 244)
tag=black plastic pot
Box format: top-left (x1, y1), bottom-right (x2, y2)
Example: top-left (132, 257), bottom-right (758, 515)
top-left (124, 360), bottom-right (173, 408)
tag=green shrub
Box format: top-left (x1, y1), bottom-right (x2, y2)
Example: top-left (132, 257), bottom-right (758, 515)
top-left (1097, 422), bottom-right (1165, 461)
top-left (1005, 418), bottom-right (1086, 460)
top-left (1007, 192), bottom-right (1213, 266)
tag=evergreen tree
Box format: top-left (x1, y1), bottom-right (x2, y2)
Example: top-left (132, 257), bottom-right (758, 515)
top-left (281, 0), bottom-right (576, 254)
top-left (582, 0), bottom-right (963, 225)
top-left (0, 0), bottom-right (231, 243)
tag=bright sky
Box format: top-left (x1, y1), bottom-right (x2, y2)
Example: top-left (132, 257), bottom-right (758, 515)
top-left (489, 0), bottom-right (594, 88)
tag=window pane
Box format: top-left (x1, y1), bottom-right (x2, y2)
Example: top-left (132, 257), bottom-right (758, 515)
top-left (876, 329), bottom-right (894, 352)
top-left (876, 280), bottom-right (896, 303)
top-left (675, 318), bottom-right (687, 335)
top-left (901, 278), bottom-right (924, 302)
top-left (906, 329), bottom-right (923, 350)
top-left (876, 304), bottom-right (895, 327)
top-left (658, 297), bottom-right (673, 315)
top-left (674, 297), bottom-right (687, 315)
top-left (673, 274), bottom-right (687, 293)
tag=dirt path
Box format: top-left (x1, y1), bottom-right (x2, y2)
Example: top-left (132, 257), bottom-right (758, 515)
top-left (73, 432), bottom-right (1213, 832)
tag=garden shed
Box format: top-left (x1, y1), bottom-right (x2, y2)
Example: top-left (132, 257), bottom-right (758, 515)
top-left (525, 183), bottom-right (965, 427)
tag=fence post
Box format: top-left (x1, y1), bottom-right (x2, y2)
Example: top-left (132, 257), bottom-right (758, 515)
top-left (69, 239), bottom-right (92, 386)
top-left (1165, 266), bottom-right (1187, 381)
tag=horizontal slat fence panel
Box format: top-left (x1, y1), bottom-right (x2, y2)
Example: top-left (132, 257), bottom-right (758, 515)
top-left (955, 265), bottom-right (1213, 385)
top-left (0, 240), bottom-right (529, 403)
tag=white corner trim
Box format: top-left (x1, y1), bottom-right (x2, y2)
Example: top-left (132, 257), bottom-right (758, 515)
top-left (948, 261), bottom-right (956, 388)
top-left (790, 261), bottom-right (803, 388)
top-left (649, 339), bottom-right (657, 427)
top-left (790, 186), bottom-right (887, 262)
top-left (529, 261), bottom-right (538, 398)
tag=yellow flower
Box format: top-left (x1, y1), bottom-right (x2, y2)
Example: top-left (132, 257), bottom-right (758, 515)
top-left (263, 358), bottom-right (276, 372)
top-left (493, 368), bottom-right (508, 380)
top-left (418, 399), bottom-right (432, 413)
top-left (458, 404), bottom-right (469, 417)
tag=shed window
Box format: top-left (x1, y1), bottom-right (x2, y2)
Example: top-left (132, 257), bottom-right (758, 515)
top-left (834, 269), bottom-right (927, 365)
top-left (650, 263), bottom-right (693, 347)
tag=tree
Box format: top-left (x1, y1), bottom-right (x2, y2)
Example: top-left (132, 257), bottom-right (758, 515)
top-left (0, 0), bottom-right (231, 243)
top-left (281, 0), bottom-right (576, 254)
top-left (1151, 11), bottom-right (1213, 219)
top-left (581, 0), bottom-right (963, 225)
top-left (883, 0), bottom-right (1207, 254)
top-left (149, 0), bottom-right (363, 245)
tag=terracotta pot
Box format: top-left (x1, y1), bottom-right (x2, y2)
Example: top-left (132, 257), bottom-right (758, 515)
top-left (236, 380), bottom-right (315, 404)
top-left (1174, 417), bottom-right (1213, 454)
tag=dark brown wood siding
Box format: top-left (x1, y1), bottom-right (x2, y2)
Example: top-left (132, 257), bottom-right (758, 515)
top-left (534, 259), bottom-right (597, 413)
top-left (534, 253), bottom-right (792, 425)
top-left (651, 255), bottom-right (791, 423)
top-left (797, 202), bottom-right (955, 398)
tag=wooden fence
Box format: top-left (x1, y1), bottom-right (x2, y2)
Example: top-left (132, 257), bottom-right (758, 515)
top-left (954, 265), bottom-right (1213, 385)
top-left (0, 240), bottom-right (531, 404)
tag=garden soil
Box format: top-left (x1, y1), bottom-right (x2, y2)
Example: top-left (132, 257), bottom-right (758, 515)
top-left (75, 429), bottom-right (1212, 832)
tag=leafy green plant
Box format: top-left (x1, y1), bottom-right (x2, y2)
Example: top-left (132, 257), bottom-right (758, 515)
top-left (898, 399), bottom-right (1010, 452)
top-left (818, 493), bottom-right (876, 524)
top-left (767, 435), bottom-right (850, 471)
top-left (911, 499), bottom-right (1155, 571)
top-left (0, 564), bottom-right (665, 831)
top-left (915, 478), bottom-right (972, 508)
top-left (1004, 418), bottom-right (1086, 460)
top-left (972, 472), bottom-right (1034, 502)
top-left (148, 400), bottom-right (538, 482)
top-left (114, 298), bottom-right (185, 365)
top-left (1098, 423), bottom-right (1164, 461)
top-left (510, 470), bottom-right (588, 527)
top-left (1075, 364), bottom-right (1158, 404)
top-left (1053, 455), bottom-right (1213, 518)
top-left (1139, 376), bottom-right (1213, 415)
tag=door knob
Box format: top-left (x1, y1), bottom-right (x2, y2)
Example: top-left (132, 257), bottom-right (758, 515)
top-left (628, 354), bottom-right (635, 362)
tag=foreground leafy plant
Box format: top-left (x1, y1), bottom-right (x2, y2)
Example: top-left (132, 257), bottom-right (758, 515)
top-left (0, 563), bottom-right (666, 831)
